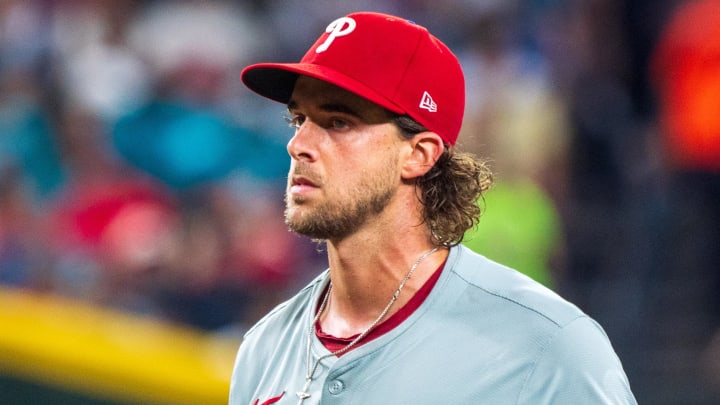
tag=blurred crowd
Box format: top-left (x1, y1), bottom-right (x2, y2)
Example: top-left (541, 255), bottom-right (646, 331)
top-left (0, 0), bottom-right (719, 404)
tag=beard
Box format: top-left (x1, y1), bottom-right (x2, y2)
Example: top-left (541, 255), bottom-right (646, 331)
top-left (284, 164), bottom-right (398, 241)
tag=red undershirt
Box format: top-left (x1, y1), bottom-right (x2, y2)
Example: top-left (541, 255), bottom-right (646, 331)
top-left (315, 260), bottom-right (446, 355)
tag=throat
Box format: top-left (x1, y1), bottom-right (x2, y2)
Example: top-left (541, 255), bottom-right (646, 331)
top-left (315, 256), bottom-right (445, 355)
top-left (317, 285), bottom-right (384, 338)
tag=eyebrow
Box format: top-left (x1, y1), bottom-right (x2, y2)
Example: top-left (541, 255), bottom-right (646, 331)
top-left (287, 100), bottom-right (362, 118)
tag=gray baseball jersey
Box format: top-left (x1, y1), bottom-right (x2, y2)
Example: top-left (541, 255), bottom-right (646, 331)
top-left (229, 245), bottom-right (637, 405)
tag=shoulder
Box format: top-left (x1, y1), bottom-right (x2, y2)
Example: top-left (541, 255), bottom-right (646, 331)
top-left (242, 271), bottom-right (327, 343)
top-left (517, 315), bottom-right (636, 403)
top-left (444, 246), bottom-right (636, 404)
top-left (447, 245), bottom-right (584, 328)
top-left (233, 273), bottom-right (326, 385)
top-left (230, 272), bottom-right (327, 397)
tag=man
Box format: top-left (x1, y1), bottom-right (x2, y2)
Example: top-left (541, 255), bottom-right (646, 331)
top-left (230, 11), bottom-right (636, 405)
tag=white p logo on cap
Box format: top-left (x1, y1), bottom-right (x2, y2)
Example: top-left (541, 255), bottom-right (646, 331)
top-left (316, 17), bottom-right (357, 53)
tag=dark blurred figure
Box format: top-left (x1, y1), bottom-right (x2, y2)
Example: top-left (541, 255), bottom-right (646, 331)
top-left (0, 0), bottom-right (64, 288)
top-left (0, 166), bottom-right (39, 286)
top-left (652, 1), bottom-right (720, 403)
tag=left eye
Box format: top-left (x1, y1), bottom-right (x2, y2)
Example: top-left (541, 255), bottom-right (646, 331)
top-left (330, 119), bottom-right (349, 130)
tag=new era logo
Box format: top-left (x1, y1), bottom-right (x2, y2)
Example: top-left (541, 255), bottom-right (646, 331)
top-left (419, 91), bottom-right (437, 112)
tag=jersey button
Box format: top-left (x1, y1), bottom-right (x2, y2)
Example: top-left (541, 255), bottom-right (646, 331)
top-left (328, 379), bottom-right (345, 395)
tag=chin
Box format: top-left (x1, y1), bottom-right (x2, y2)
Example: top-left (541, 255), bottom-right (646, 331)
top-left (284, 205), bottom-right (309, 228)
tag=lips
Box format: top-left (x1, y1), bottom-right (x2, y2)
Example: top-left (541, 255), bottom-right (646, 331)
top-left (289, 174), bottom-right (320, 196)
top-left (291, 175), bottom-right (318, 187)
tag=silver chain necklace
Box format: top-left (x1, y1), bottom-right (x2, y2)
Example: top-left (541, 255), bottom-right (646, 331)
top-left (296, 247), bottom-right (439, 404)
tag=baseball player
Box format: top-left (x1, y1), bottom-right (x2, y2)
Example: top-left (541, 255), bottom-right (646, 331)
top-left (230, 11), bottom-right (637, 405)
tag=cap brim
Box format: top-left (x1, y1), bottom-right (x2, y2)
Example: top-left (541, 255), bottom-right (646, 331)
top-left (241, 63), bottom-right (405, 115)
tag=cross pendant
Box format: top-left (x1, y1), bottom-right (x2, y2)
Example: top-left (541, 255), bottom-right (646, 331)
top-left (296, 378), bottom-right (312, 405)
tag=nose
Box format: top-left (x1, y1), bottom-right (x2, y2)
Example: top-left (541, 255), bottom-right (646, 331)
top-left (287, 120), bottom-right (320, 161)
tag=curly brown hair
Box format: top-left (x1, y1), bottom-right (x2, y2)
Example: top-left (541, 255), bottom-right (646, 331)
top-left (393, 115), bottom-right (493, 247)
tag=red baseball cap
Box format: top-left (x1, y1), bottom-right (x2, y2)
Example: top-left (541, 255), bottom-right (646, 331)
top-left (241, 11), bottom-right (465, 145)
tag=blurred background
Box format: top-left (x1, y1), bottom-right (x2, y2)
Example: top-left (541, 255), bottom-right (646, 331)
top-left (0, 0), bottom-right (718, 404)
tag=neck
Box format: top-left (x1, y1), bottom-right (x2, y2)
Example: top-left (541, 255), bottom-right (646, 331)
top-left (316, 181), bottom-right (448, 337)
top-left (320, 237), bottom-right (447, 338)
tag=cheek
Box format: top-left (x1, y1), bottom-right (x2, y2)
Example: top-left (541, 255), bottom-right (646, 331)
top-left (329, 133), bottom-right (403, 181)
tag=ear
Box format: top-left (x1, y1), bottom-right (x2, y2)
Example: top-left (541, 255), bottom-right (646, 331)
top-left (401, 131), bottom-right (444, 180)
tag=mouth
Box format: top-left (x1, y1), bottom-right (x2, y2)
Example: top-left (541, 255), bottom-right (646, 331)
top-left (291, 175), bottom-right (318, 188)
top-left (288, 175), bottom-right (320, 196)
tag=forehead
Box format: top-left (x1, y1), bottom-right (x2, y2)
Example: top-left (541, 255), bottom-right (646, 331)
top-left (289, 76), bottom-right (392, 122)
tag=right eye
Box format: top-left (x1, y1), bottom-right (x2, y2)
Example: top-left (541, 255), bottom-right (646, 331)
top-left (284, 114), bottom-right (305, 129)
